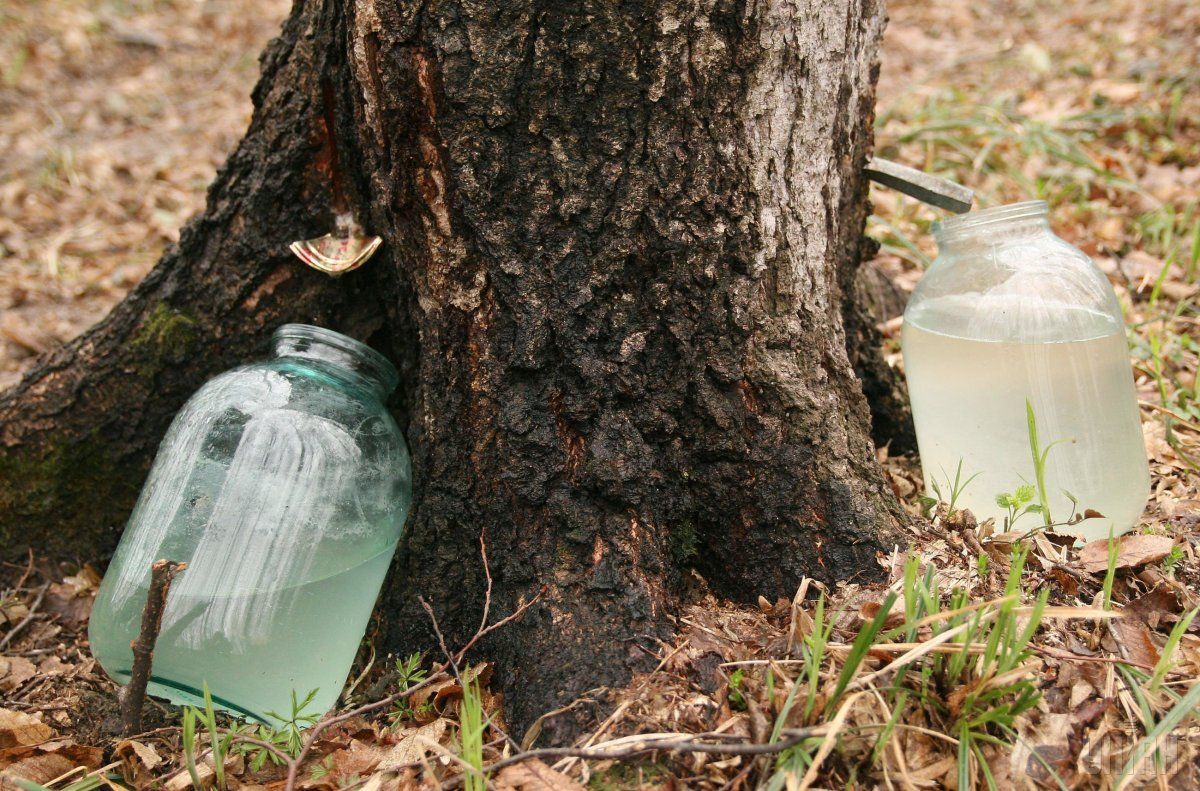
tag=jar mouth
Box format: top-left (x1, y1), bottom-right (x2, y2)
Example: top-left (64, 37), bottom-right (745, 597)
top-left (932, 200), bottom-right (1049, 243)
top-left (272, 324), bottom-right (400, 396)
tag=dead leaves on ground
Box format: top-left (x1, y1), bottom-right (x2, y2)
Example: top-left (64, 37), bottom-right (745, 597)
top-left (0, 658), bottom-right (36, 693)
top-left (0, 709), bottom-right (103, 790)
top-left (1078, 533), bottom-right (1178, 573)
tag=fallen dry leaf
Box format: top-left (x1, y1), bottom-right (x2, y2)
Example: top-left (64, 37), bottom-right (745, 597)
top-left (0, 751), bottom-right (77, 790)
top-left (0, 739), bottom-right (103, 790)
top-left (1123, 585), bottom-right (1183, 629)
top-left (410, 663), bottom-right (494, 712)
top-left (0, 710), bottom-right (54, 751)
top-left (0, 658), bottom-right (36, 693)
top-left (165, 759), bottom-right (213, 791)
top-left (115, 739), bottom-right (162, 787)
top-left (492, 759), bottom-right (586, 791)
top-left (0, 601), bottom-right (28, 629)
top-left (378, 719), bottom-right (449, 771)
top-left (1078, 534), bottom-right (1176, 573)
top-left (1107, 617), bottom-right (1162, 669)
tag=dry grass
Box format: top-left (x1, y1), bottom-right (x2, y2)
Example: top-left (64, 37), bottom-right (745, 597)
top-left (0, 0), bottom-right (288, 388)
top-left (2, 0), bottom-right (1199, 788)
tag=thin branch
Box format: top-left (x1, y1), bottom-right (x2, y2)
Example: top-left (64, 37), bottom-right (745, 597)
top-left (120, 559), bottom-right (186, 735)
top-left (453, 585), bottom-right (547, 665)
top-left (475, 529), bottom-right (492, 641)
top-left (419, 596), bottom-right (463, 686)
top-left (420, 591), bottom-right (523, 757)
top-left (438, 727), bottom-right (829, 789)
top-left (9, 548), bottom-right (36, 595)
top-left (0, 581), bottom-right (49, 651)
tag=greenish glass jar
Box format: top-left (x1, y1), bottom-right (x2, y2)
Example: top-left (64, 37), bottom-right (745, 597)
top-left (89, 324), bottom-right (411, 721)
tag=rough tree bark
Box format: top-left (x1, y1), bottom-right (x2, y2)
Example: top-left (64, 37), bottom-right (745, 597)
top-left (0, 0), bottom-right (906, 736)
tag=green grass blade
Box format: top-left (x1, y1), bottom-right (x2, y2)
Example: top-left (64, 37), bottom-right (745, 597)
top-left (825, 591), bottom-right (897, 716)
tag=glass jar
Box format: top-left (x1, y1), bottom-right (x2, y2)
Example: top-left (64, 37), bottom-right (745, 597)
top-left (902, 201), bottom-right (1149, 540)
top-left (90, 324), bottom-right (411, 721)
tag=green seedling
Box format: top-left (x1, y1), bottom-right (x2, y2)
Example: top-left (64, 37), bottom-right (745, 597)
top-left (458, 668), bottom-right (487, 791)
top-left (389, 653), bottom-right (432, 724)
top-left (1101, 528), bottom-right (1120, 611)
top-left (921, 458), bottom-right (982, 519)
top-left (181, 683), bottom-right (229, 790)
top-left (234, 688), bottom-right (321, 771)
top-left (995, 483), bottom-right (1038, 530)
top-left (1026, 400), bottom-right (1071, 526)
top-left (727, 668), bottom-right (748, 711)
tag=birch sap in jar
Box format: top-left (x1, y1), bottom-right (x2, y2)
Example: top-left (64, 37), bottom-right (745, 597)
top-left (90, 325), bottom-right (411, 721)
top-left (901, 201), bottom-right (1149, 540)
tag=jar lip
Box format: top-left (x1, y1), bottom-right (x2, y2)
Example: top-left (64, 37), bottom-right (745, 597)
top-left (273, 324), bottom-right (400, 395)
top-left (932, 200), bottom-right (1049, 241)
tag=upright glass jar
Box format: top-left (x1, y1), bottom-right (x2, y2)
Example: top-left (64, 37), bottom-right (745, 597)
top-left (902, 201), bottom-right (1149, 540)
top-left (90, 324), bottom-right (411, 721)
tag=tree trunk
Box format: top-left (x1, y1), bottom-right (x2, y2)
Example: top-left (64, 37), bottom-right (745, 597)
top-left (0, 0), bottom-right (905, 736)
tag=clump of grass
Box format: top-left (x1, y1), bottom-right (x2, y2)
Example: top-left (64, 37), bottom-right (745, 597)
top-left (764, 548), bottom-right (1049, 789)
top-left (458, 667), bottom-right (487, 791)
top-left (182, 683), bottom-right (227, 790)
top-left (890, 550), bottom-right (1048, 789)
top-left (920, 458), bottom-right (981, 518)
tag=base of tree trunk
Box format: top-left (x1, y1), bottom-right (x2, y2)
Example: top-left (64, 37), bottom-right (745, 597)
top-left (0, 0), bottom-right (906, 737)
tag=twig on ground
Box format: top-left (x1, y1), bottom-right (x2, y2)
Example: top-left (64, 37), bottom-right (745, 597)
top-left (961, 527), bottom-right (987, 557)
top-left (438, 727), bottom-right (830, 790)
top-left (8, 548), bottom-right (36, 596)
top-left (0, 581), bottom-right (51, 652)
top-left (120, 559), bottom-right (186, 735)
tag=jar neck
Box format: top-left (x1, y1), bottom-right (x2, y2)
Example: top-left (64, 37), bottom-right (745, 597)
top-left (932, 200), bottom-right (1052, 253)
top-left (271, 324), bottom-right (399, 401)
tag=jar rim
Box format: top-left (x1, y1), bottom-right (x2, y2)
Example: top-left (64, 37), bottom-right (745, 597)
top-left (932, 200), bottom-right (1049, 241)
top-left (273, 324), bottom-right (400, 396)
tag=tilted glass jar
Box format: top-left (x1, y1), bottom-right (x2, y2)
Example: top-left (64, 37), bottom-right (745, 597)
top-left (90, 324), bottom-right (411, 721)
top-left (902, 201), bottom-right (1149, 540)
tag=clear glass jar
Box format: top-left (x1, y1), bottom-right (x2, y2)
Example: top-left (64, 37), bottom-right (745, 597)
top-left (902, 201), bottom-right (1149, 540)
top-left (90, 324), bottom-right (411, 721)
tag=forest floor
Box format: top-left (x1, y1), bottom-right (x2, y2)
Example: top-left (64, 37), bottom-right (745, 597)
top-left (2, 0), bottom-right (1199, 788)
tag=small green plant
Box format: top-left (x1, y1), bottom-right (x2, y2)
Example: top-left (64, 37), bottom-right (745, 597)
top-left (389, 653), bottom-right (432, 724)
top-left (920, 458), bottom-right (981, 518)
top-left (890, 550), bottom-right (1048, 791)
top-left (727, 668), bottom-right (748, 711)
top-left (1101, 529), bottom-right (1120, 611)
top-left (234, 688), bottom-right (321, 771)
top-left (458, 668), bottom-right (487, 791)
top-left (308, 755), bottom-right (335, 781)
top-left (994, 483), bottom-right (1039, 529)
top-left (181, 683), bottom-right (229, 790)
top-left (1025, 399), bottom-right (1069, 526)
top-left (1161, 543), bottom-right (1186, 577)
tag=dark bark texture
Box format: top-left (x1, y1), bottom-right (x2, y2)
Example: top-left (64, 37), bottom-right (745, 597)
top-left (0, 0), bottom-right (906, 737)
